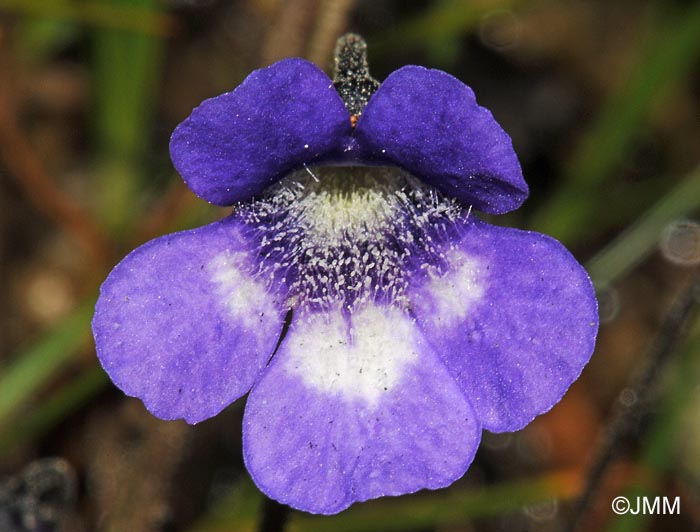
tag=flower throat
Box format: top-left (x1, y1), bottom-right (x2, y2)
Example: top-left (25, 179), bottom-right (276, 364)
top-left (238, 166), bottom-right (465, 313)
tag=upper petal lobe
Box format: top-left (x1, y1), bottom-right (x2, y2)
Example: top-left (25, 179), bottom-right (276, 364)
top-left (170, 58), bottom-right (352, 205)
top-left (356, 66), bottom-right (528, 213)
top-left (409, 218), bottom-right (598, 432)
top-left (92, 215), bottom-right (288, 424)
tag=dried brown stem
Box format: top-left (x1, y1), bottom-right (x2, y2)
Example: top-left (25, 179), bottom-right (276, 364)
top-left (306, 0), bottom-right (358, 68)
top-left (257, 495), bottom-right (291, 532)
top-left (566, 276), bottom-right (700, 531)
top-left (0, 106), bottom-right (110, 266)
top-left (260, 0), bottom-right (319, 65)
top-left (133, 179), bottom-right (199, 245)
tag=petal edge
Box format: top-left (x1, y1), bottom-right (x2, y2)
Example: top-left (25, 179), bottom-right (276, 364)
top-left (356, 65), bottom-right (528, 213)
top-left (410, 218), bottom-right (598, 431)
top-left (243, 305), bottom-right (481, 514)
top-left (92, 216), bottom-right (288, 424)
top-left (170, 58), bottom-right (352, 205)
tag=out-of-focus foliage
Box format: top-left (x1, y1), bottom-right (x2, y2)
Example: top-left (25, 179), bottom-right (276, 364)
top-left (0, 1), bottom-right (699, 531)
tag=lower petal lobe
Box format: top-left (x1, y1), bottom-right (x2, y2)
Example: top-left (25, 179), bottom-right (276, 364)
top-left (92, 216), bottom-right (288, 424)
top-left (243, 305), bottom-right (480, 514)
top-left (409, 218), bottom-right (598, 432)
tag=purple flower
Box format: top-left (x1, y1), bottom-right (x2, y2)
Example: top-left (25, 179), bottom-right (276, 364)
top-left (92, 36), bottom-right (598, 514)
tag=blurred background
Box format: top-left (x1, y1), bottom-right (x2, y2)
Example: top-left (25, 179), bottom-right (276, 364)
top-left (0, 0), bottom-right (699, 531)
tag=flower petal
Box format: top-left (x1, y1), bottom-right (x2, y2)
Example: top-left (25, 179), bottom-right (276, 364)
top-left (356, 66), bottom-right (528, 214)
top-left (243, 305), bottom-right (480, 514)
top-left (170, 58), bottom-right (352, 205)
top-left (409, 218), bottom-right (598, 432)
top-left (92, 216), bottom-right (288, 424)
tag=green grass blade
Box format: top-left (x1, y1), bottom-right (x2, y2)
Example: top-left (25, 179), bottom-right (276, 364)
top-left (0, 0), bottom-right (175, 35)
top-left (0, 365), bottom-right (108, 455)
top-left (530, 1), bottom-right (700, 244)
top-left (188, 470), bottom-right (578, 532)
top-left (586, 166), bottom-right (700, 288)
top-left (372, 0), bottom-right (523, 53)
top-left (0, 301), bottom-right (94, 432)
top-left (91, 0), bottom-right (166, 230)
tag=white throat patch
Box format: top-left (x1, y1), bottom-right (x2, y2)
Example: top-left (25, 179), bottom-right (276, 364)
top-left (283, 306), bottom-right (420, 407)
top-left (413, 249), bottom-right (485, 329)
top-left (209, 251), bottom-right (279, 329)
